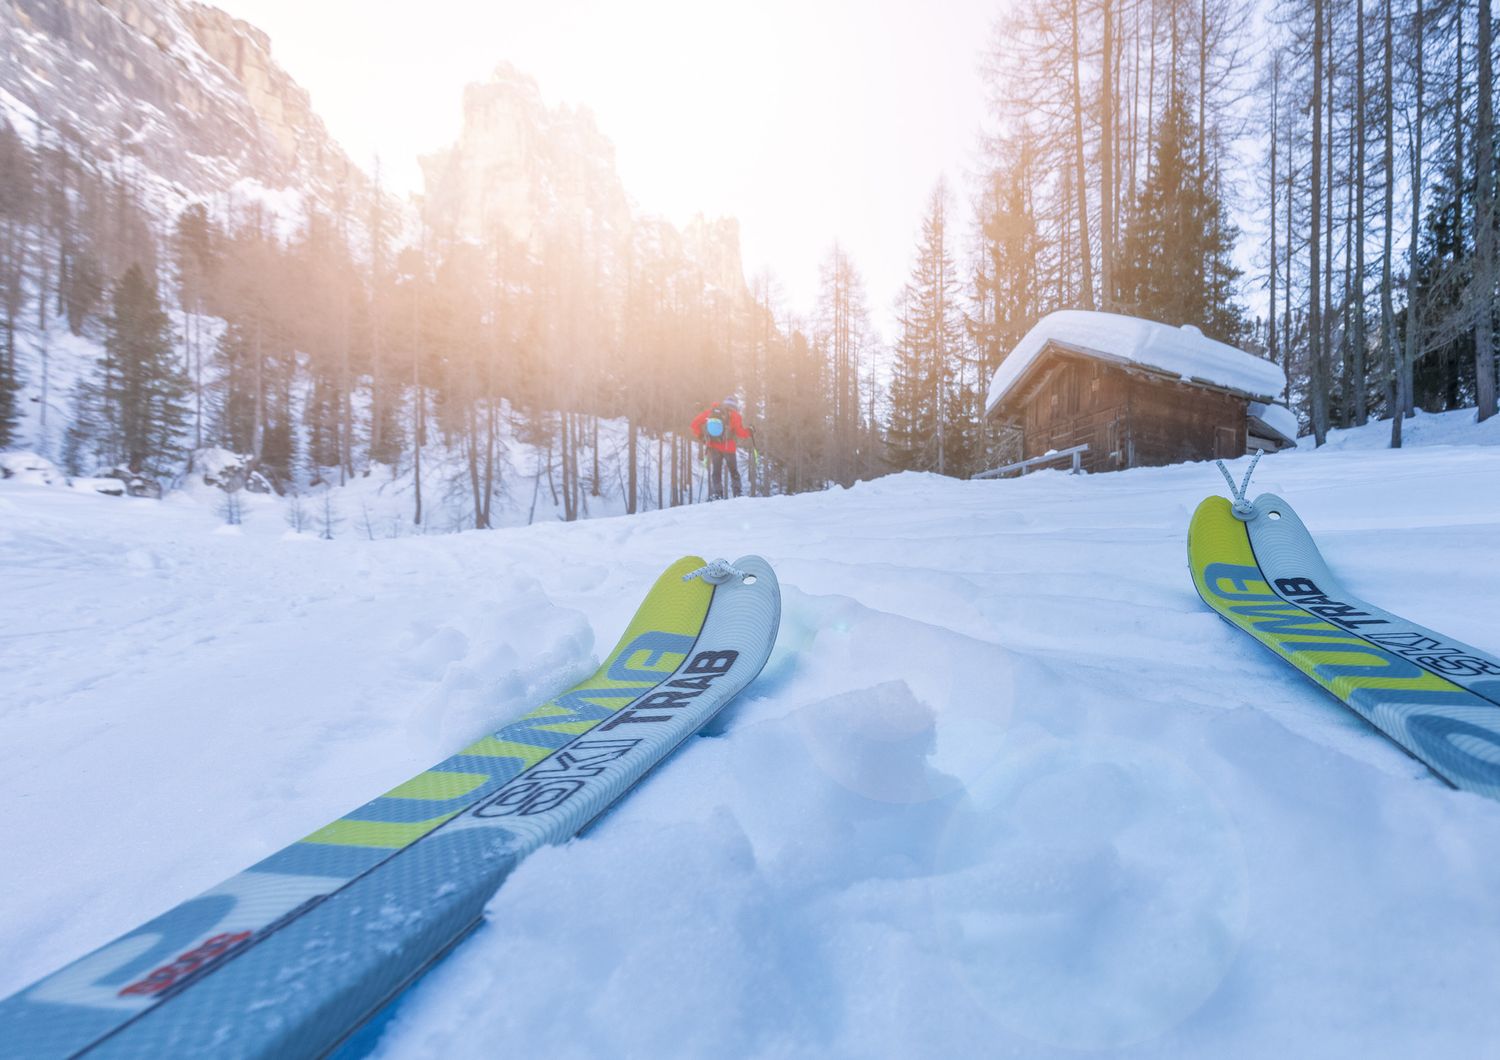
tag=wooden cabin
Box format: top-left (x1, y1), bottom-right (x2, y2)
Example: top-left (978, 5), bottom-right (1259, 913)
top-left (984, 311), bottom-right (1295, 475)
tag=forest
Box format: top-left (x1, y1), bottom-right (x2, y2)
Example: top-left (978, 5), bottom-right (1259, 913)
top-left (0, 0), bottom-right (1494, 524)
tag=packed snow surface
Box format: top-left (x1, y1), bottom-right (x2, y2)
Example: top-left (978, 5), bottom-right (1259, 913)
top-left (4, 417), bottom-right (1500, 1057)
top-left (986, 310), bottom-right (1288, 414)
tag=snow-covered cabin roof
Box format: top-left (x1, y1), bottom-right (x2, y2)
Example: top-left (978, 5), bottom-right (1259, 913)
top-left (985, 310), bottom-right (1287, 416)
top-left (1247, 401), bottom-right (1300, 448)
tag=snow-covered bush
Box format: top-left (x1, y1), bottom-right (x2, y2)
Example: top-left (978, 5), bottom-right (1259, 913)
top-left (192, 448), bottom-right (276, 495)
top-left (0, 451), bottom-right (64, 486)
top-left (71, 476), bottom-right (126, 497)
top-left (96, 467), bottom-right (164, 499)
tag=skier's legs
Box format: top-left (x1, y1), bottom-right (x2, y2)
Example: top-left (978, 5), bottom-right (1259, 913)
top-left (726, 453), bottom-right (742, 497)
top-left (709, 449), bottom-right (725, 499)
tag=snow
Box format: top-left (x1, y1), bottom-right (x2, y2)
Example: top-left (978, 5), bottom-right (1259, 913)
top-left (191, 446), bottom-right (248, 483)
top-left (1248, 401), bottom-right (1299, 446)
top-left (227, 177), bottom-right (307, 242)
top-left (0, 86), bottom-right (42, 142)
top-left (68, 476), bottom-right (126, 496)
top-left (4, 415), bottom-right (1500, 1057)
top-left (1304, 405), bottom-right (1500, 450)
top-left (0, 451), bottom-right (62, 486)
top-left (986, 310), bottom-right (1287, 415)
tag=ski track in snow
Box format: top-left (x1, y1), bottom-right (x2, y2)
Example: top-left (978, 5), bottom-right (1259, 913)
top-left (3, 427), bottom-right (1500, 1057)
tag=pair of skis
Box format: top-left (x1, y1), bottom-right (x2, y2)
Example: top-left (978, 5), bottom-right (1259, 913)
top-left (1189, 462), bottom-right (1500, 798)
top-left (0, 556), bottom-right (780, 1059)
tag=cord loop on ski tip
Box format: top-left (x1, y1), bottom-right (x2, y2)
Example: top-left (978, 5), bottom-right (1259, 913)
top-left (1215, 448), bottom-right (1264, 520)
top-left (683, 559), bottom-right (748, 585)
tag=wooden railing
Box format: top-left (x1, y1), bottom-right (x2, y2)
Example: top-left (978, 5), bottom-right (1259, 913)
top-left (973, 443), bottom-right (1090, 480)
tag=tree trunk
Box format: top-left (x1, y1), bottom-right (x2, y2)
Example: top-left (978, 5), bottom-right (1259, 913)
top-left (252, 313), bottom-right (265, 461)
top-left (339, 285), bottom-right (351, 484)
top-left (1476, 0), bottom-right (1497, 420)
top-left (1354, 0), bottom-right (1369, 425)
top-left (1101, 0), bottom-right (1115, 307)
top-left (1269, 67), bottom-right (1279, 373)
top-left (627, 418), bottom-right (638, 515)
top-left (1285, 124), bottom-right (1296, 398)
top-left (1381, 0), bottom-right (1398, 433)
top-left (483, 397), bottom-right (495, 528)
top-left (1069, 0), bottom-right (1095, 306)
top-left (1310, 0), bottom-right (1329, 444)
top-left (1324, 8), bottom-right (1336, 428)
top-left (467, 400), bottom-right (483, 528)
top-left (412, 277), bottom-right (423, 526)
top-left (1396, 0), bottom-right (1425, 445)
top-left (1197, 0), bottom-right (1209, 188)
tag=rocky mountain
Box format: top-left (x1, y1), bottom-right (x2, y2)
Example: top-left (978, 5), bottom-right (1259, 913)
top-left (420, 63), bottom-right (747, 299)
top-left (1, 0), bottom-right (362, 218)
top-left (420, 64), bottom-right (631, 251)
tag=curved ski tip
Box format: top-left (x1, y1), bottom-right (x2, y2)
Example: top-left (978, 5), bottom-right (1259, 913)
top-left (729, 555), bottom-right (779, 586)
top-left (1189, 494), bottom-right (1234, 540)
top-left (1248, 493), bottom-right (1292, 518)
top-left (664, 555), bottom-right (709, 580)
top-left (1186, 495), bottom-right (1248, 572)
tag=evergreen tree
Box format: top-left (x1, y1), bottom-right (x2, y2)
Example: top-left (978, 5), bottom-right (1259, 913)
top-left (1115, 89), bottom-right (1247, 345)
top-left (68, 265), bottom-right (190, 474)
top-left (175, 203), bottom-right (220, 450)
top-left (887, 183), bottom-right (965, 474)
top-left (972, 156), bottom-right (1040, 379)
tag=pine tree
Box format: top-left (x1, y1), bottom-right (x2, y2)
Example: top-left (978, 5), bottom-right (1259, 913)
top-left (887, 184), bottom-right (964, 474)
top-left (175, 203), bottom-right (219, 451)
top-left (887, 307), bottom-right (927, 473)
top-left (1115, 88), bottom-right (1247, 345)
top-left (69, 265), bottom-right (190, 475)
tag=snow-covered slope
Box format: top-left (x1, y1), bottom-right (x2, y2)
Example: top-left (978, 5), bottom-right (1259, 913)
top-left (3, 424), bottom-right (1500, 1057)
top-left (1304, 405), bottom-right (1500, 450)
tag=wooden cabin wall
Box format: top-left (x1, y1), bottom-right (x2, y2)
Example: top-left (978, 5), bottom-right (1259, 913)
top-left (1123, 376), bottom-right (1246, 466)
top-left (1013, 354), bottom-right (1248, 472)
top-left (1020, 359), bottom-right (1129, 472)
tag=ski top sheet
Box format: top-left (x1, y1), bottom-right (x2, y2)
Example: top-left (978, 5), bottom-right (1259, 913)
top-left (1189, 491), bottom-right (1500, 798)
top-left (0, 555), bottom-right (781, 1060)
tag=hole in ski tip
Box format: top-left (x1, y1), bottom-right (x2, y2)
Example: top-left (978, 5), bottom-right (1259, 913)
top-left (743, 574), bottom-right (758, 584)
top-left (1268, 511), bottom-right (1282, 520)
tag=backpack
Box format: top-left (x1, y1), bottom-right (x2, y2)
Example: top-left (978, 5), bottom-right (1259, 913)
top-left (704, 404), bottom-right (727, 439)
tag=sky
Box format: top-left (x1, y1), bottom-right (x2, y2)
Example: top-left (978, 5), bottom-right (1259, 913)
top-left (211, 0), bottom-right (999, 331)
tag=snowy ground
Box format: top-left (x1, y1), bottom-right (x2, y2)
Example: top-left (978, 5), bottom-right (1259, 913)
top-left (4, 413), bottom-right (1500, 1057)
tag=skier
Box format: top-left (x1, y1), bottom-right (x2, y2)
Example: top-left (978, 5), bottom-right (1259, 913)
top-left (691, 396), bottom-right (753, 499)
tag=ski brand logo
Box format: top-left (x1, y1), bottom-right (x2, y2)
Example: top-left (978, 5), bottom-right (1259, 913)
top-left (1272, 577), bottom-right (1389, 630)
top-left (117, 931), bottom-right (252, 998)
top-left (474, 740), bottom-right (642, 817)
top-left (1363, 630), bottom-right (1500, 677)
top-left (110, 892), bottom-right (327, 1004)
top-left (470, 648), bottom-right (741, 818)
top-left (598, 649), bottom-right (740, 731)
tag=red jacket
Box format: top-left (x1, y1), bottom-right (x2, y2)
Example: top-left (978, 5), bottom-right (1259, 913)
top-left (691, 404), bottom-right (751, 454)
